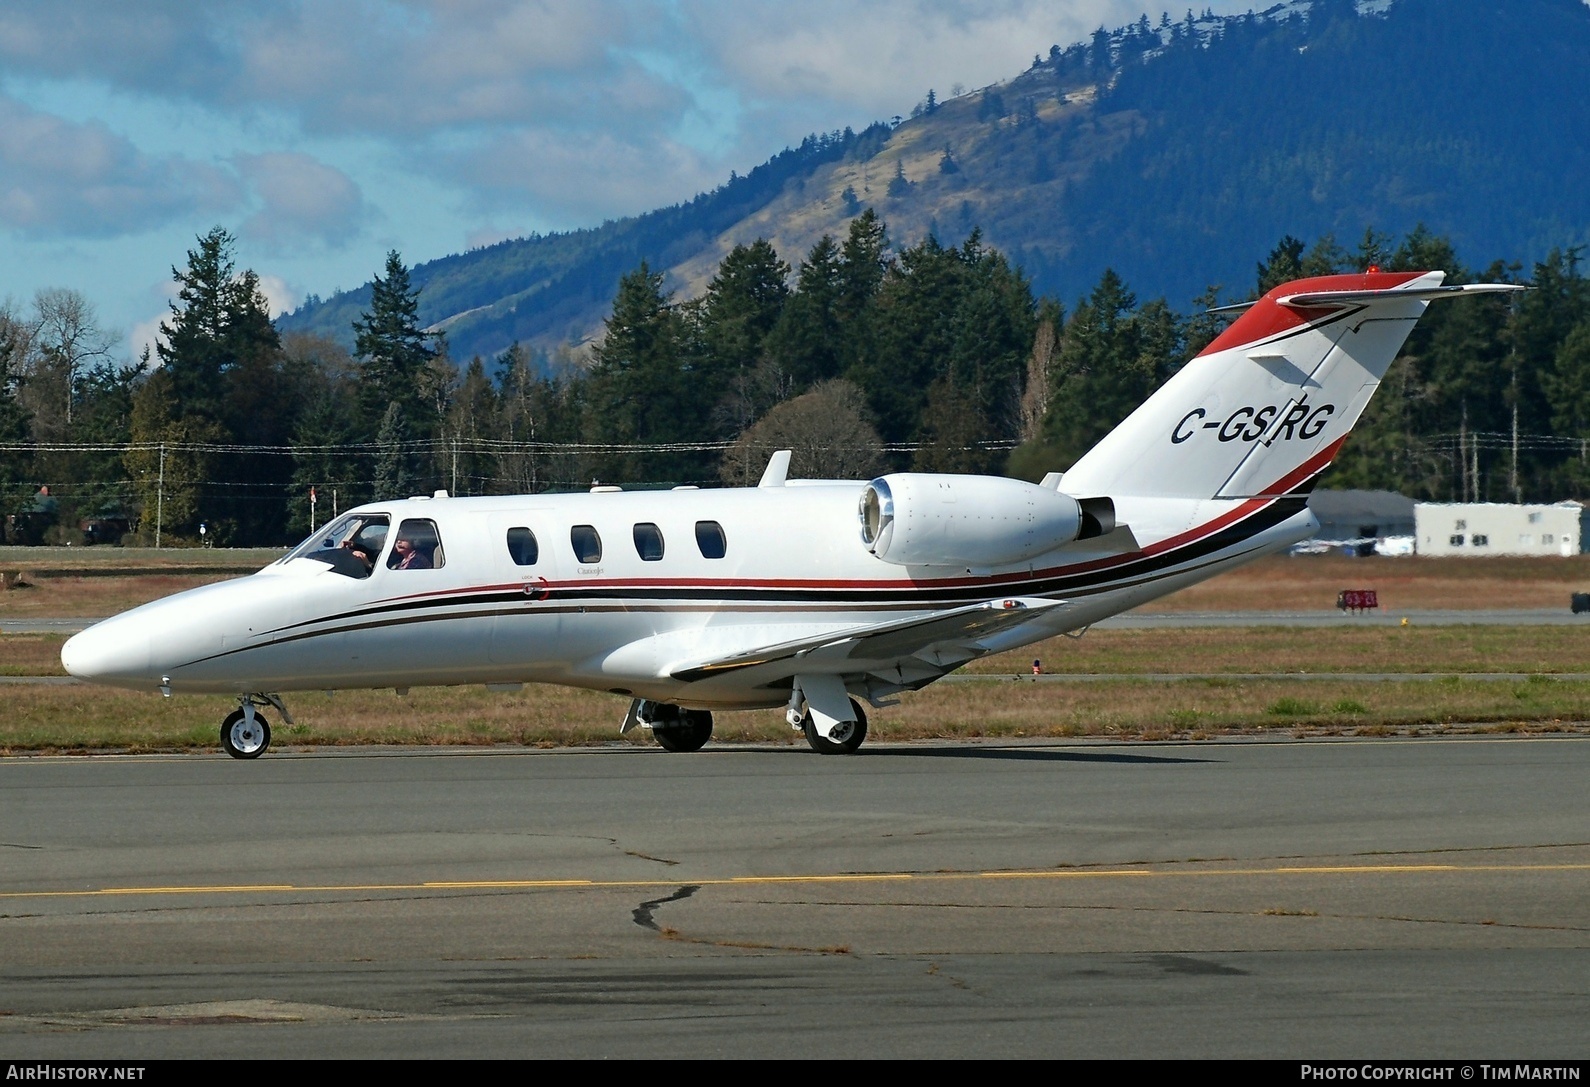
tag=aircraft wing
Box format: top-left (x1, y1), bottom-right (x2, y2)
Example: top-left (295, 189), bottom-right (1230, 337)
top-left (668, 597), bottom-right (1066, 683)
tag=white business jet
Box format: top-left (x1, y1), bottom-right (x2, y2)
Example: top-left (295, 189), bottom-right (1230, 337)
top-left (62, 271), bottom-right (1520, 757)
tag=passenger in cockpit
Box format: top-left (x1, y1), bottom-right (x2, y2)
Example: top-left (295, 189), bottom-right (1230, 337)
top-left (389, 535), bottom-right (431, 569)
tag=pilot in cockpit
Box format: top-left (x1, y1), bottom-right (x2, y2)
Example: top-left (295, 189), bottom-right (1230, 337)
top-left (282, 512), bottom-right (390, 579)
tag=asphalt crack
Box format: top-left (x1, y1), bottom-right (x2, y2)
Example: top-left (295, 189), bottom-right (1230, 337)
top-left (631, 885), bottom-right (698, 931)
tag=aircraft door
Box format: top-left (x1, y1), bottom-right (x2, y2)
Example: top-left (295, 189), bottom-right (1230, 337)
top-left (484, 512), bottom-right (562, 668)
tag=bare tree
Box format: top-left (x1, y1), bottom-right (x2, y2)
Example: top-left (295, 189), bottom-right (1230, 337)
top-left (720, 379), bottom-right (885, 484)
top-left (1018, 313), bottom-right (1058, 444)
top-left (29, 288), bottom-right (116, 428)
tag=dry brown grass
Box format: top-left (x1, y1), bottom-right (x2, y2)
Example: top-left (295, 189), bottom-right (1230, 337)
top-left (4, 674), bottom-right (1588, 755)
top-left (973, 624), bottom-right (1590, 676)
top-left (0, 574), bottom-right (236, 618)
top-left (0, 546), bottom-right (282, 569)
top-left (0, 634), bottom-right (67, 675)
top-left (1151, 554), bottom-right (1590, 612)
top-left (0, 683), bottom-right (799, 754)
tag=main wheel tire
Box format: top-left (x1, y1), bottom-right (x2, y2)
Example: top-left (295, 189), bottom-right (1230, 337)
top-left (654, 708), bottom-right (712, 753)
top-left (221, 708), bottom-right (271, 759)
top-left (802, 698), bottom-right (868, 754)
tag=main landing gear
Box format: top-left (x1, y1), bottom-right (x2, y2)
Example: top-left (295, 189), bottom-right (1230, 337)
top-left (797, 698), bottom-right (868, 755)
top-left (623, 699), bottom-right (714, 752)
top-left (220, 694), bottom-right (292, 759)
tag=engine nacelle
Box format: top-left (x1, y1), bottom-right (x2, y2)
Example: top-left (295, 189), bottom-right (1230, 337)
top-left (858, 473), bottom-right (1113, 567)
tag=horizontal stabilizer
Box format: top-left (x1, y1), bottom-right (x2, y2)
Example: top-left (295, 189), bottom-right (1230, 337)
top-left (1279, 283), bottom-right (1524, 309)
top-left (669, 597), bottom-right (1064, 683)
top-left (1059, 271), bottom-right (1525, 501)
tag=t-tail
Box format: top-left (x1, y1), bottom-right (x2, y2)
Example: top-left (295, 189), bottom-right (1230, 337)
top-left (1059, 271), bottom-right (1522, 502)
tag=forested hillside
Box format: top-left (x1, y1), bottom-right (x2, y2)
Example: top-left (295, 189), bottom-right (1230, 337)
top-left (279, 0), bottom-right (1590, 366)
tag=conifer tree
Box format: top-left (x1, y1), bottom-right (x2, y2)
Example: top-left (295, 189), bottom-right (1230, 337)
top-left (586, 262), bottom-right (699, 482)
top-left (156, 227), bottom-right (294, 541)
top-left (354, 251), bottom-right (438, 442)
top-left (696, 240), bottom-right (790, 389)
top-left (766, 235), bottom-right (845, 388)
top-left (159, 227), bottom-right (240, 426)
top-left (373, 401), bottom-right (415, 500)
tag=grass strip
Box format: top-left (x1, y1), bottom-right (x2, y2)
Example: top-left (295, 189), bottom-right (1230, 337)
top-left (4, 674), bottom-right (1588, 755)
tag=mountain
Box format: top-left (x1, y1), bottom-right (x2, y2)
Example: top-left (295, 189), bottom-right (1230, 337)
top-left (277, 0), bottom-right (1590, 367)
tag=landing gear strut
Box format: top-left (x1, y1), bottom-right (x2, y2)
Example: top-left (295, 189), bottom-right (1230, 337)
top-left (220, 694), bottom-right (291, 759)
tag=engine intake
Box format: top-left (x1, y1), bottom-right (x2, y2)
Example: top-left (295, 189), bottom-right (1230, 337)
top-left (859, 474), bottom-right (1111, 567)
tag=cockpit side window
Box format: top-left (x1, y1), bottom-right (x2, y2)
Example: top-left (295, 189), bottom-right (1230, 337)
top-left (282, 513), bottom-right (390, 579)
top-left (387, 518), bottom-right (444, 570)
top-left (506, 527), bottom-right (539, 566)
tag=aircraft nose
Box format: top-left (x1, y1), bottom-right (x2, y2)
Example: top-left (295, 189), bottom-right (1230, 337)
top-left (61, 619), bottom-right (153, 686)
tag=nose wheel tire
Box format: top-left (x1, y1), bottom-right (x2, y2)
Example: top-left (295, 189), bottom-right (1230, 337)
top-left (653, 709), bottom-right (713, 752)
top-left (802, 698), bottom-right (868, 754)
top-left (221, 708), bottom-right (271, 759)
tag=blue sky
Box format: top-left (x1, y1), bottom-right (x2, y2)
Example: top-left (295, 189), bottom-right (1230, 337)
top-left (0, 1), bottom-right (1260, 362)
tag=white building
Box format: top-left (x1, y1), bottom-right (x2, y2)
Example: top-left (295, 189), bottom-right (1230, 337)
top-left (1413, 501), bottom-right (1589, 557)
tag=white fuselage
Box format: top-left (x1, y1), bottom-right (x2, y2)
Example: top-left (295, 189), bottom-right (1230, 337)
top-left (59, 480), bottom-right (1318, 708)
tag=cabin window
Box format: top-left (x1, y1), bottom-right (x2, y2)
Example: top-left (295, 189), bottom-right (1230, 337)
top-left (282, 512), bottom-right (389, 579)
top-left (506, 527), bottom-right (539, 566)
top-left (571, 525), bottom-right (602, 564)
top-left (388, 518), bottom-right (444, 570)
top-left (1472, 534), bottom-right (1489, 547)
top-left (633, 523), bottom-right (665, 561)
top-left (1449, 534), bottom-right (1465, 547)
top-left (695, 520), bottom-right (727, 559)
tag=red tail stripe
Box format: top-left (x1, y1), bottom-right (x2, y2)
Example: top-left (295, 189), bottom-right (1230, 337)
top-left (1198, 271), bottom-right (1425, 357)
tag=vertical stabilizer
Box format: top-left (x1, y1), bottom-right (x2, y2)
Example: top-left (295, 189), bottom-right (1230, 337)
top-left (1059, 271), bottom-right (1517, 500)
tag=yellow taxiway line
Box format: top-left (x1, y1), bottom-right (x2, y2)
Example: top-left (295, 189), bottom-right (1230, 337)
top-left (4, 862), bottom-right (1588, 901)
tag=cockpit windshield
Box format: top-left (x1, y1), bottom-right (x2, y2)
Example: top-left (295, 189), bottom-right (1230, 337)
top-left (279, 513), bottom-right (391, 579)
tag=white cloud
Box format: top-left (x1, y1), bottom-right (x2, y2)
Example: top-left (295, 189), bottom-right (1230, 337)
top-left (254, 273), bottom-right (302, 318)
top-left (0, 1), bottom-right (1247, 239)
top-left (0, 94), bottom-right (239, 237)
top-left (236, 151), bottom-right (369, 252)
top-left (128, 313), bottom-right (165, 368)
top-left (465, 226), bottom-right (528, 250)
top-left (457, 127), bottom-right (722, 222)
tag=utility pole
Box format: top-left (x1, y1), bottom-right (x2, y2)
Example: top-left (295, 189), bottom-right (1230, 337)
top-left (1510, 401), bottom-right (1520, 503)
top-left (155, 442), bottom-right (165, 549)
top-left (1459, 403), bottom-right (1468, 501)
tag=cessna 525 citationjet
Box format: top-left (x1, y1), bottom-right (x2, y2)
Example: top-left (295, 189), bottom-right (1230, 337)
top-left (62, 270), bottom-right (1520, 758)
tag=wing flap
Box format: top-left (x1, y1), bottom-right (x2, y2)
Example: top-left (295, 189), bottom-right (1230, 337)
top-left (668, 597), bottom-right (1065, 683)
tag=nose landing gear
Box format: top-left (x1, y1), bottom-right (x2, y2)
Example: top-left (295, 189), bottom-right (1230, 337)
top-left (220, 694), bottom-right (292, 759)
